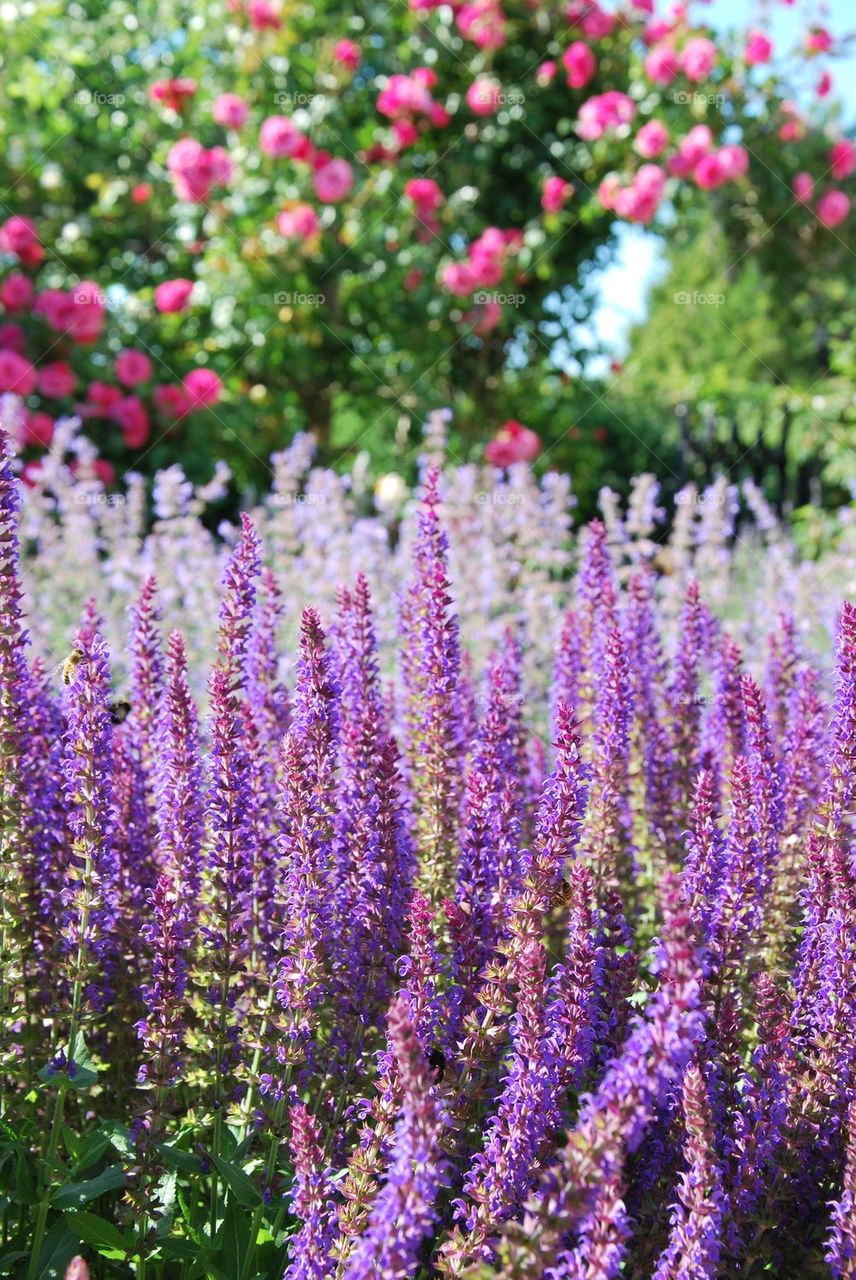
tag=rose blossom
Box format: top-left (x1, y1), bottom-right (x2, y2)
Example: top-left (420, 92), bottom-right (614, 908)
top-left (466, 77), bottom-right (503, 115)
top-left (562, 42), bottom-right (597, 90)
top-left (485, 419), bottom-right (541, 466)
top-left (37, 361), bottom-right (76, 398)
top-left (816, 190), bottom-right (851, 229)
top-left (154, 279), bottom-right (194, 313)
top-left (792, 172), bottom-right (814, 202)
top-left (116, 349), bottom-right (153, 387)
top-left (0, 274), bottom-right (34, 312)
top-left (681, 37), bottom-right (717, 82)
top-left (0, 216), bottom-right (43, 265)
top-left (334, 39), bottom-right (360, 71)
top-left (542, 176), bottom-right (574, 212)
top-left (745, 31), bottom-right (773, 66)
top-left (183, 368), bottom-right (223, 407)
top-left (212, 93), bottom-right (249, 129)
top-left (313, 157), bottom-right (354, 203)
top-left (276, 204), bottom-right (321, 239)
top-left (0, 350), bottom-right (36, 396)
top-left (635, 120), bottom-right (669, 159)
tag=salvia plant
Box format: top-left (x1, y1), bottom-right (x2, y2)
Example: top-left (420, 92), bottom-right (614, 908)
top-left (2, 418), bottom-right (856, 1280)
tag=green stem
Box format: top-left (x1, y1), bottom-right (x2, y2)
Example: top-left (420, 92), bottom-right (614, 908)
top-left (25, 1085), bottom-right (67, 1280)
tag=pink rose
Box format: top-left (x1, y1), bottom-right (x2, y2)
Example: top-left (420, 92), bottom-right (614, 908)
top-left (792, 172), bottom-right (815, 202)
top-left (183, 367), bottom-right (223, 407)
top-left (816, 190), bottom-right (851, 229)
top-left (0, 273), bottom-right (34, 312)
top-left (259, 115), bottom-right (306, 158)
top-left (745, 31), bottom-right (773, 66)
top-left (248, 0), bottom-right (281, 29)
top-left (64, 1257), bottom-right (91, 1280)
top-left (680, 37), bottom-right (717, 82)
top-left (0, 323), bottom-right (25, 351)
top-left (456, 0), bottom-right (506, 50)
top-left (635, 120), bottom-right (669, 159)
top-left (562, 41), bottom-right (597, 90)
top-left (167, 138), bottom-right (233, 202)
top-left (155, 278), bottom-right (194, 313)
top-left (644, 43), bottom-right (679, 86)
top-left (536, 61), bottom-right (557, 86)
top-left (87, 381), bottom-right (123, 413)
top-left (806, 27), bottom-right (832, 54)
top-left (149, 77), bottom-right (197, 112)
top-left (541, 176), bottom-right (574, 212)
top-left (37, 361), bottom-right (76, 398)
top-left (24, 410), bottom-right (55, 448)
top-left (0, 350), bottom-right (36, 396)
top-left (718, 145), bottom-right (748, 182)
top-left (817, 71), bottom-right (833, 98)
top-left (154, 384), bottom-right (193, 419)
top-left (668, 124), bottom-right (713, 176)
top-left (112, 395), bottom-right (151, 448)
top-left (313, 157), bottom-right (354, 203)
top-left (485, 419), bottom-right (541, 466)
top-left (466, 77), bottom-right (502, 116)
top-left (334, 39), bottom-right (361, 71)
top-left (694, 151), bottom-right (728, 190)
top-left (404, 178), bottom-right (444, 212)
top-left (212, 93), bottom-right (249, 129)
top-left (0, 216), bottom-right (43, 265)
top-left (829, 140), bottom-right (856, 182)
top-left (441, 261), bottom-right (478, 295)
top-left (577, 91), bottom-right (635, 141)
top-left (116, 349), bottom-right (153, 387)
top-left (276, 203), bottom-right (320, 239)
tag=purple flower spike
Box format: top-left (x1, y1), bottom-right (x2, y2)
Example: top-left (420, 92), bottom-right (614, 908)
top-left (136, 874), bottom-right (188, 1101)
top-left (128, 573), bottom-right (164, 816)
top-left (156, 631), bottom-right (204, 924)
top-left (343, 996), bottom-right (445, 1280)
top-left (217, 512), bottom-right (263, 683)
top-left (827, 1098), bottom-right (856, 1279)
top-left (61, 618), bottom-right (118, 1015)
top-left (400, 464), bottom-right (464, 901)
top-left (651, 1061), bottom-right (725, 1280)
top-left (284, 1102), bottom-right (340, 1280)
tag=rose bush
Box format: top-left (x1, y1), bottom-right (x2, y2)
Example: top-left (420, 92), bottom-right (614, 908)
top-left (0, 0), bottom-right (853, 487)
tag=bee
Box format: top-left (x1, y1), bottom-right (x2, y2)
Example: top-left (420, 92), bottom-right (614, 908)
top-left (108, 699), bottom-right (132, 726)
top-left (548, 877), bottom-right (575, 911)
top-left (427, 1046), bottom-right (447, 1080)
top-left (55, 649), bottom-right (84, 686)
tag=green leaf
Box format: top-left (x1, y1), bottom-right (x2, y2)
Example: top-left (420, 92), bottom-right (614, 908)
top-left (100, 1120), bottom-right (135, 1161)
top-left (217, 1198), bottom-right (252, 1277)
top-left (209, 1151), bottom-right (262, 1207)
top-left (51, 1163), bottom-right (125, 1209)
top-left (65, 1210), bottom-right (130, 1255)
top-left (13, 1149), bottom-right (38, 1205)
top-left (69, 1129), bottom-right (112, 1177)
top-left (32, 1218), bottom-right (78, 1280)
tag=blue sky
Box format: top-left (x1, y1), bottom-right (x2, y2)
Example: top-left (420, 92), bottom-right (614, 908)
top-left (587, 0), bottom-right (856, 363)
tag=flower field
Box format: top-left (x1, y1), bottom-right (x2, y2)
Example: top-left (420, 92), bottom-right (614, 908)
top-left (2, 414), bottom-right (856, 1280)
